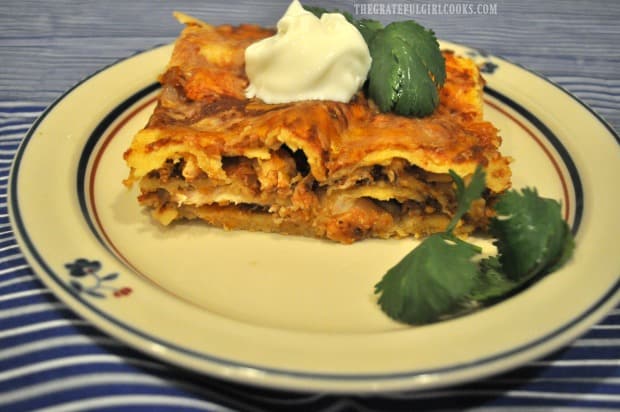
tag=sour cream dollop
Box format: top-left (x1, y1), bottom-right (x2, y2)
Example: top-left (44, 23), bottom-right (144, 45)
top-left (244, 0), bottom-right (371, 104)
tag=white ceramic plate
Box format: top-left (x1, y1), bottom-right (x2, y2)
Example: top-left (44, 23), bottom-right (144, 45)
top-left (9, 41), bottom-right (620, 393)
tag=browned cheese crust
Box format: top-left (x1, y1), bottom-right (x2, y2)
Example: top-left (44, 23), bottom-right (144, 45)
top-left (124, 17), bottom-right (512, 243)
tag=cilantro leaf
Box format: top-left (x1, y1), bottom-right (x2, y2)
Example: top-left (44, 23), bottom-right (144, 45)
top-left (354, 18), bottom-right (384, 44)
top-left (446, 166), bottom-right (486, 233)
top-left (375, 233), bottom-right (480, 324)
top-left (367, 21), bottom-right (445, 117)
top-left (472, 192), bottom-right (575, 304)
top-left (489, 188), bottom-right (570, 280)
top-left (469, 256), bottom-right (518, 303)
top-left (547, 221), bottom-right (575, 273)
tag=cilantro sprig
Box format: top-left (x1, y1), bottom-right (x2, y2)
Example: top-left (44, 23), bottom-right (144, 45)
top-left (374, 167), bottom-right (575, 325)
top-left (367, 21), bottom-right (445, 117)
top-left (304, 5), bottom-right (445, 117)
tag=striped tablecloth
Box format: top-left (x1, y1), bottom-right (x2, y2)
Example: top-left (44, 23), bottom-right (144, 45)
top-left (1, 1), bottom-right (619, 410)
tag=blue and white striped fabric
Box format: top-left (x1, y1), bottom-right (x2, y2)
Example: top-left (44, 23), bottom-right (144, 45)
top-left (1, 1), bottom-right (619, 410)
